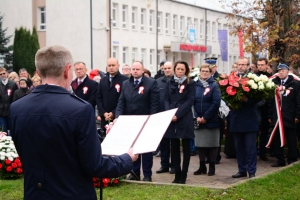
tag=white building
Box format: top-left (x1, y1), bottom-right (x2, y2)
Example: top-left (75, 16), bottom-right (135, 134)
top-left (0, 0), bottom-right (250, 75)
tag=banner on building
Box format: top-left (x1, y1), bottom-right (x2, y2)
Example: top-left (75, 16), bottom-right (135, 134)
top-left (188, 26), bottom-right (196, 43)
top-left (218, 30), bottom-right (228, 62)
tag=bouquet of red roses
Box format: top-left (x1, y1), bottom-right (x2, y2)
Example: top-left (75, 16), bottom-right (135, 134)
top-left (0, 133), bottom-right (23, 179)
top-left (217, 72), bottom-right (276, 110)
top-left (93, 177), bottom-right (121, 188)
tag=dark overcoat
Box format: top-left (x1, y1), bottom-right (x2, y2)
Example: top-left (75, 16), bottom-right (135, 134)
top-left (164, 77), bottom-right (195, 139)
top-left (9, 85), bottom-right (132, 200)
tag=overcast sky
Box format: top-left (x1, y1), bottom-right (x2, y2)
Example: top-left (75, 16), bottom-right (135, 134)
top-left (177, 0), bottom-right (228, 12)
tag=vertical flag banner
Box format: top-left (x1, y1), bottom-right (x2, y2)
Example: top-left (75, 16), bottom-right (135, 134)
top-left (238, 30), bottom-right (244, 57)
top-left (218, 30), bottom-right (228, 61)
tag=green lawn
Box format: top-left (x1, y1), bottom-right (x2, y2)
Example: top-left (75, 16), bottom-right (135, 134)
top-left (1, 163), bottom-right (300, 200)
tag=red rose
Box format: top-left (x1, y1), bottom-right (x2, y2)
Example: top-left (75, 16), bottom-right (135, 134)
top-left (6, 166), bottom-right (12, 172)
top-left (219, 79), bottom-right (228, 86)
top-left (15, 158), bottom-right (21, 163)
top-left (220, 74), bottom-right (228, 79)
top-left (17, 163), bottom-right (22, 168)
top-left (16, 168), bottom-right (23, 174)
top-left (93, 177), bottom-right (98, 182)
top-left (11, 162), bottom-right (17, 168)
top-left (103, 183), bottom-right (109, 187)
top-left (102, 178), bottom-right (110, 183)
top-left (240, 78), bottom-right (249, 85)
top-left (97, 182), bottom-right (101, 187)
top-left (229, 81), bottom-right (239, 87)
top-left (242, 85), bottom-right (250, 92)
top-left (226, 86), bottom-right (237, 96)
top-left (113, 179), bottom-right (119, 184)
top-left (5, 159), bottom-right (11, 165)
top-left (93, 183), bottom-right (97, 187)
top-left (0, 163), bottom-right (2, 169)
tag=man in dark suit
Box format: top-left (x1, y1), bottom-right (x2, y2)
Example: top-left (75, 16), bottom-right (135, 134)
top-left (71, 61), bottom-right (98, 108)
top-left (9, 45), bottom-right (137, 200)
top-left (115, 61), bottom-right (160, 182)
top-left (154, 60), bottom-right (165, 79)
top-left (96, 58), bottom-right (128, 130)
top-left (231, 57), bottom-right (259, 179)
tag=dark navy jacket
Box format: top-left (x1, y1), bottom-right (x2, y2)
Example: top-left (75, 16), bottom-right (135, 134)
top-left (156, 76), bottom-right (171, 112)
top-left (115, 75), bottom-right (160, 117)
top-left (194, 76), bottom-right (221, 129)
top-left (164, 77), bottom-right (195, 139)
top-left (97, 72), bottom-right (128, 128)
top-left (71, 75), bottom-right (98, 108)
top-left (9, 85), bottom-right (132, 200)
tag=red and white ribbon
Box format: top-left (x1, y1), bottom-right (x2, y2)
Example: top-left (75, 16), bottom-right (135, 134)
top-left (7, 89), bottom-right (11, 96)
top-left (266, 87), bottom-right (285, 148)
top-left (179, 85), bottom-right (185, 93)
top-left (138, 86), bottom-right (144, 94)
top-left (0, 132), bottom-right (7, 141)
top-left (104, 122), bottom-right (114, 134)
top-left (83, 87), bottom-right (88, 94)
top-left (203, 87), bottom-right (210, 96)
top-left (115, 84), bottom-right (120, 93)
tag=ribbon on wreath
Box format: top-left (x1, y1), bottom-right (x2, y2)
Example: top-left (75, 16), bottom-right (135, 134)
top-left (266, 86), bottom-right (285, 148)
top-left (0, 132), bottom-right (7, 141)
top-left (104, 122), bottom-right (114, 134)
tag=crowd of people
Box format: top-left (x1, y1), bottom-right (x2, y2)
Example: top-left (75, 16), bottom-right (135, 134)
top-left (2, 45), bottom-right (300, 199)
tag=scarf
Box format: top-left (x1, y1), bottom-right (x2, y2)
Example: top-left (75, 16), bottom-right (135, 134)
top-left (199, 78), bottom-right (209, 87)
top-left (174, 75), bottom-right (187, 88)
top-left (1, 79), bottom-right (8, 86)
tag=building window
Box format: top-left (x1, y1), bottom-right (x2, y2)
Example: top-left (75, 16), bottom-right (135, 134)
top-left (132, 48), bottom-right (137, 63)
top-left (112, 46), bottom-right (118, 59)
top-left (173, 15), bottom-right (177, 35)
top-left (187, 17), bottom-right (192, 26)
top-left (199, 19), bottom-right (204, 39)
top-left (180, 16), bottom-right (184, 36)
top-left (123, 47), bottom-right (128, 64)
top-left (150, 49), bottom-right (154, 66)
top-left (194, 18), bottom-right (198, 39)
top-left (218, 23), bottom-right (222, 30)
top-left (149, 10), bottom-right (154, 32)
top-left (165, 13), bottom-right (170, 34)
top-left (112, 3), bottom-right (118, 27)
top-left (206, 21), bottom-right (210, 40)
top-left (157, 12), bottom-right (162, 34)
top-left (141, 8), bottom-right (146, 31)
top-left (212, 22), bottom-right (216, 41)
top-left (132, 7), bottom-right (137, 30)
top-left (122, 5), bottom-right (128, 29)
top-left (38, 7), bottom-right (46, 30)
top-left (141, 48), bottom-right (146, 64)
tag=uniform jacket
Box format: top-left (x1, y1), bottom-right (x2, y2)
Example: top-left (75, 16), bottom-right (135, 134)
top-left (0, 79), bottom-right (18, 116)
top-left (9, 85), bottom-right (133, 200)
top-left (164, 77), bottom-right (195, 138)
top-left (194, 76), bottom-right (221, 129)
top-left (97, 72), bottom-right (128, 127)
top-left (115, 75), bottom-right (160, 117)
top-left (268, 75), bottom-right (300, 129)
top-left (156, 76), bottom-right (171, 112)
top-left (71, 75), bottom-right (98, 107)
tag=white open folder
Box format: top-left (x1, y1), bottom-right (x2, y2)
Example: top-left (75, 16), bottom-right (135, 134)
top-left (101, 108), bottom-right (178, 155)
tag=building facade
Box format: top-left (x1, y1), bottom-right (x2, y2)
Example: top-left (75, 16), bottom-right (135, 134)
top-left (0, 0), bottom-right (250, 75)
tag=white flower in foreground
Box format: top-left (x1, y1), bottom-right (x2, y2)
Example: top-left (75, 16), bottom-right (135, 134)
top-left (247, 73), bottom-right (255, 78)
top-left (258, 84), bottom-right (265, 90)
top-left (258, 81), bottom-right (264, 86)
top-left (254, 76), bottom-right (261, 82)
top-left (0, 156), bottom-right (4, 160)
top-left (8, 157), bottom-right (14, 161)
top-left (266, 82), bottom-right (275, 88)
top-left (248, 80), bottom-right (255, 86)
top-left (251, 83), bottom-right (258, 89)
top-left (260, 75), bottom-right (269, 82)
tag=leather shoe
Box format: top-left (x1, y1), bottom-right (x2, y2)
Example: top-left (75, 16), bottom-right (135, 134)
top-left (169, 168), bottom-right (175, 174)
top-left (156, 167), bottom-right (169, 173)
top-left (249, 174), bottom-right (255, 178)
top-left (190, 151), bottom-right (196, 156)
top-left (271, 162), bottom-right (285, 167)
top-left (142, 176), bottom-right (152, 182)
top-left (126, 174), bottom-right (140, 181)
top-left (155, 151), bottom-right (161, 157)
top-left (259, 155), bottom-right (269, 161)
top-left (232, 172), bottom-right (247, 178)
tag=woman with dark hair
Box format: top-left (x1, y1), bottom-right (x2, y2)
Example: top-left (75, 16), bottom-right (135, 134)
top-left (193, 64), bottom-right (221, 176)
top-left (164, 60), bottom-right (195, 184)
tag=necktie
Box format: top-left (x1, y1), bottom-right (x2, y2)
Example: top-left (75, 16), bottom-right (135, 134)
top-left (134, 80), bottom-right (139, 87)
top-left (281, 81), bottom-right (284, 85)
top-left (78, 81), bottom-right (82, 86)
top-left (110, 76), bottom-right (113, 87)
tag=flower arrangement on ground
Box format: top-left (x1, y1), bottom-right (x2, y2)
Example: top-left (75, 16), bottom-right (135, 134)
top-left (217, 72), bottom-right (276, 110)
top-left (0, 132), bottom-right (23, 179)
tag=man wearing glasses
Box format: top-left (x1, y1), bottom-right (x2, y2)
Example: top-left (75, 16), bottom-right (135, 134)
top-left (71, 62), bottom-right (98, 108)
top-left (0, 67), bottom-right (18, 133)
top-left (122, 64), bottom-right (131, 78)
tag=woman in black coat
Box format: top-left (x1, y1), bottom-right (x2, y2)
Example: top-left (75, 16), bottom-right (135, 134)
top-left (164, 60), bottom-right (195, 184)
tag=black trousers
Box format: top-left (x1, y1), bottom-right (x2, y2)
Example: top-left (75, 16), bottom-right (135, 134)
top-left (171, 138), bottom-right (190, 175)
top-left (160, 137), bottom-right (171, 169)
top-left (273, 127), bottom-right (298, 164)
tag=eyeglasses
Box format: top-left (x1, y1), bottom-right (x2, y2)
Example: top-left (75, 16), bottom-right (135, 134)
top-left (122, 68), bottom-right (130, 70)
top-left (238, 64), bottom-right (249, 66)
top-left (75, 68), bottom-right (84, 71)
top-left (0, 73), bottom-right (6, 75)
top-left (200, 70), bottom-right (210, 73)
